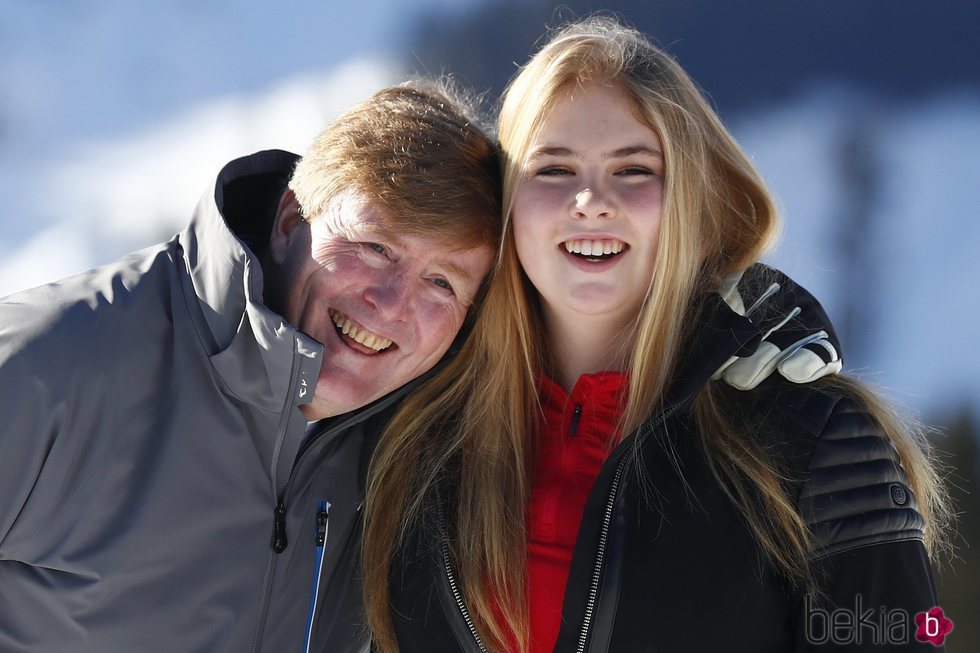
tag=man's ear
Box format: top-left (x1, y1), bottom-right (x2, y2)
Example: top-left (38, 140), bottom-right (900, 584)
top-left (268, 188), bottom-right (306, 265)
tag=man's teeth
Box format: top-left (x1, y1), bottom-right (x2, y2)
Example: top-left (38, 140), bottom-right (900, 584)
top-left (563, 239), bottom-right (626, 256)
top-left (328, 309), bottom-right (393, 351)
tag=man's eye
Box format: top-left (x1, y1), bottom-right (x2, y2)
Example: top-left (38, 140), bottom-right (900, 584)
top-left (431, 277), bottom-right (454, 293)
top-left (366, 242), bottom-right (388, 256)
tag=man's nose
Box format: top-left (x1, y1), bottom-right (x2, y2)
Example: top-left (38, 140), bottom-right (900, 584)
top-left (572, 185), bottom-right (615, 220)
top-left (362, 271), bottom-right (415, 319)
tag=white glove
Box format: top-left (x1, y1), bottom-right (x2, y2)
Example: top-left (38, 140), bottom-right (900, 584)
top-left (713, 270), bottom-right (843, 391)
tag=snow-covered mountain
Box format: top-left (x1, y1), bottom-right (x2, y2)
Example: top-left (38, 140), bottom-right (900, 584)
top-left (1, 1), bottom-right (977, 418)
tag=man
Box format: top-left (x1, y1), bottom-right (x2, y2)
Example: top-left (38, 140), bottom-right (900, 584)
top-left (0, 83), bottom-right (500, 652)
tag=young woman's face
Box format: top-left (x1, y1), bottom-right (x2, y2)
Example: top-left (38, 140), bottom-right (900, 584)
top-left (512, 81), bottom-right (664, 333)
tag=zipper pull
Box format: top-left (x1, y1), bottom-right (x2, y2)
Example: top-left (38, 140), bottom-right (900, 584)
top-left (315, 501), bottom-right (330, 547)
top-left (569, 403), bottom-right (583, 436)
top-left (272, 501), bottom-right (288, 553)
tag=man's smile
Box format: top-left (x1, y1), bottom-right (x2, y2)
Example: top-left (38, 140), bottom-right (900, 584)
top-left (328, 308), bottom-right (394, 353)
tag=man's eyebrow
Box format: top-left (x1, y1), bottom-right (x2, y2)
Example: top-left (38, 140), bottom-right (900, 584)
top-left (383, 232), bottom-right (481, 284)
top-left (437, 258), bottom-right (479, 284)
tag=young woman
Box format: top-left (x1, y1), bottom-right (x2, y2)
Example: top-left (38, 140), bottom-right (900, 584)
top-left (363, 17), bottom-right (951, 653)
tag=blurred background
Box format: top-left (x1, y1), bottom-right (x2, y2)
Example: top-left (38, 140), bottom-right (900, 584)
top-left (1, 0), bottom-right (977, 645)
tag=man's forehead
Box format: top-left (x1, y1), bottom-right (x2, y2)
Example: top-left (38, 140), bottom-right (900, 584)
top-left (329, 195), bottom-right (434, 241)
top-left (330, 193), bottom-right (386, 229)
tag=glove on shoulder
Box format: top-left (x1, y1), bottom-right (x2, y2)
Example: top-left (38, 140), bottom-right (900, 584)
top-left (713, 266), bottom-right (843, 391)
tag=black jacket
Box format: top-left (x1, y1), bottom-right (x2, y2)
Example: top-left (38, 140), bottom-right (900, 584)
top-left (387, 268), bottom-right (943, 652)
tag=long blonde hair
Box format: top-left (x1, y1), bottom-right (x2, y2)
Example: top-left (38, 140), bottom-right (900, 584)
top-left (363, 17), bottom-right (950, 653)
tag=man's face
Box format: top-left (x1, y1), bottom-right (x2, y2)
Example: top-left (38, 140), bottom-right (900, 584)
top-left (267, 190), bottom-right (494, 419)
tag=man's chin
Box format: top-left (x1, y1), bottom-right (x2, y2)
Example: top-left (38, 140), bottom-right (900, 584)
top-left (301, 383), bottom-right (391, 421)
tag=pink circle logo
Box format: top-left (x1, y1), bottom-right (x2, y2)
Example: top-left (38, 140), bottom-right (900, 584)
top-left (914, 607), bottom-right (954, 647)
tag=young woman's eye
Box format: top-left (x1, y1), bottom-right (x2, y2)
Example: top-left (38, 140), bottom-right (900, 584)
top-left (615, 166), bottom-right (654, 176)
top-left (535, 166), bottom-right (572, 177)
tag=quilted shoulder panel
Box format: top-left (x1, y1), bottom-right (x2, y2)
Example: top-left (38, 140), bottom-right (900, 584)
top-left (799, 398), bottom-right (925, 559)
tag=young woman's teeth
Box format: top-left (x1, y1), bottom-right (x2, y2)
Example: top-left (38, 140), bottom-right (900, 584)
top-left (563, 239), bottom-right (626, 257)
top-left (328, 309), bottom-right (393, 351)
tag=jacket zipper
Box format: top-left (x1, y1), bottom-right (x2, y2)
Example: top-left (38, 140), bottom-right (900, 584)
top-left (254, 379), bottom-right (419, 651)
top-left (574, 458), bottom-right (625, 653)
top-left (442, 539), bottom-right (489, 652)
top-left (271, 339), bottom-right (306, 507)
top-left (569, 403), bottom-right (583, 436)
top-left (272, 501), bottom-right (288, 553)
top-left (302, 500), bottom-right (331, 653)
top-left (252, 341), bottom-right (306, 653)
top-left (574, 396), bottom-right (692, 653)
top-left (438, 502), bottom-right (489, 653)
top-left (252, 337), bottom-right (436, 653)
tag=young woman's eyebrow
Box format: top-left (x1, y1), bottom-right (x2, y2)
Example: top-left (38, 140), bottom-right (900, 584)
top-left (527, 145), bottom-right (663, 161)
top-left (605, 145), bottom-right (663, 160)
top-left (527, 145), bottom-right (576, 160)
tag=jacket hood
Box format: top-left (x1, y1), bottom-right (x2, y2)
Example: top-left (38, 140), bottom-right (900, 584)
top-left (178, 150), bottom-right (321, 414)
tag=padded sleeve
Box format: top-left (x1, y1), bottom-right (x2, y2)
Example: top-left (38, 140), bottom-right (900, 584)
top-left (799, 397), bottom-right (925, 558)
top-left (791, 398), bottom-right (947, 651)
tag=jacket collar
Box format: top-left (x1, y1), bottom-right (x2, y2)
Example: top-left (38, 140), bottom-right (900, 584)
top-left (179, 150), bottom-right (321, 412)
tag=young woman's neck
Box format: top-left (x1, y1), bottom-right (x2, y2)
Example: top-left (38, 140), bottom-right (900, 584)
top-left (542, 305), bottom-right (633, 392)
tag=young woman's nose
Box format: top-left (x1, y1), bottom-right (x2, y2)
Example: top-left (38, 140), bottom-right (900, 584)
top-left (572, 185), bottom-right (615, 220)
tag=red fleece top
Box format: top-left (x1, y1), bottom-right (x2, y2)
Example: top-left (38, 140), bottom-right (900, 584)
top-left (527, 371), bottom-right (627, 652)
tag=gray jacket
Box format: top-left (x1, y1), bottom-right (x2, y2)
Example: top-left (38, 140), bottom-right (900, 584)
top-left (0, 151), bottom-right (392, 652)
